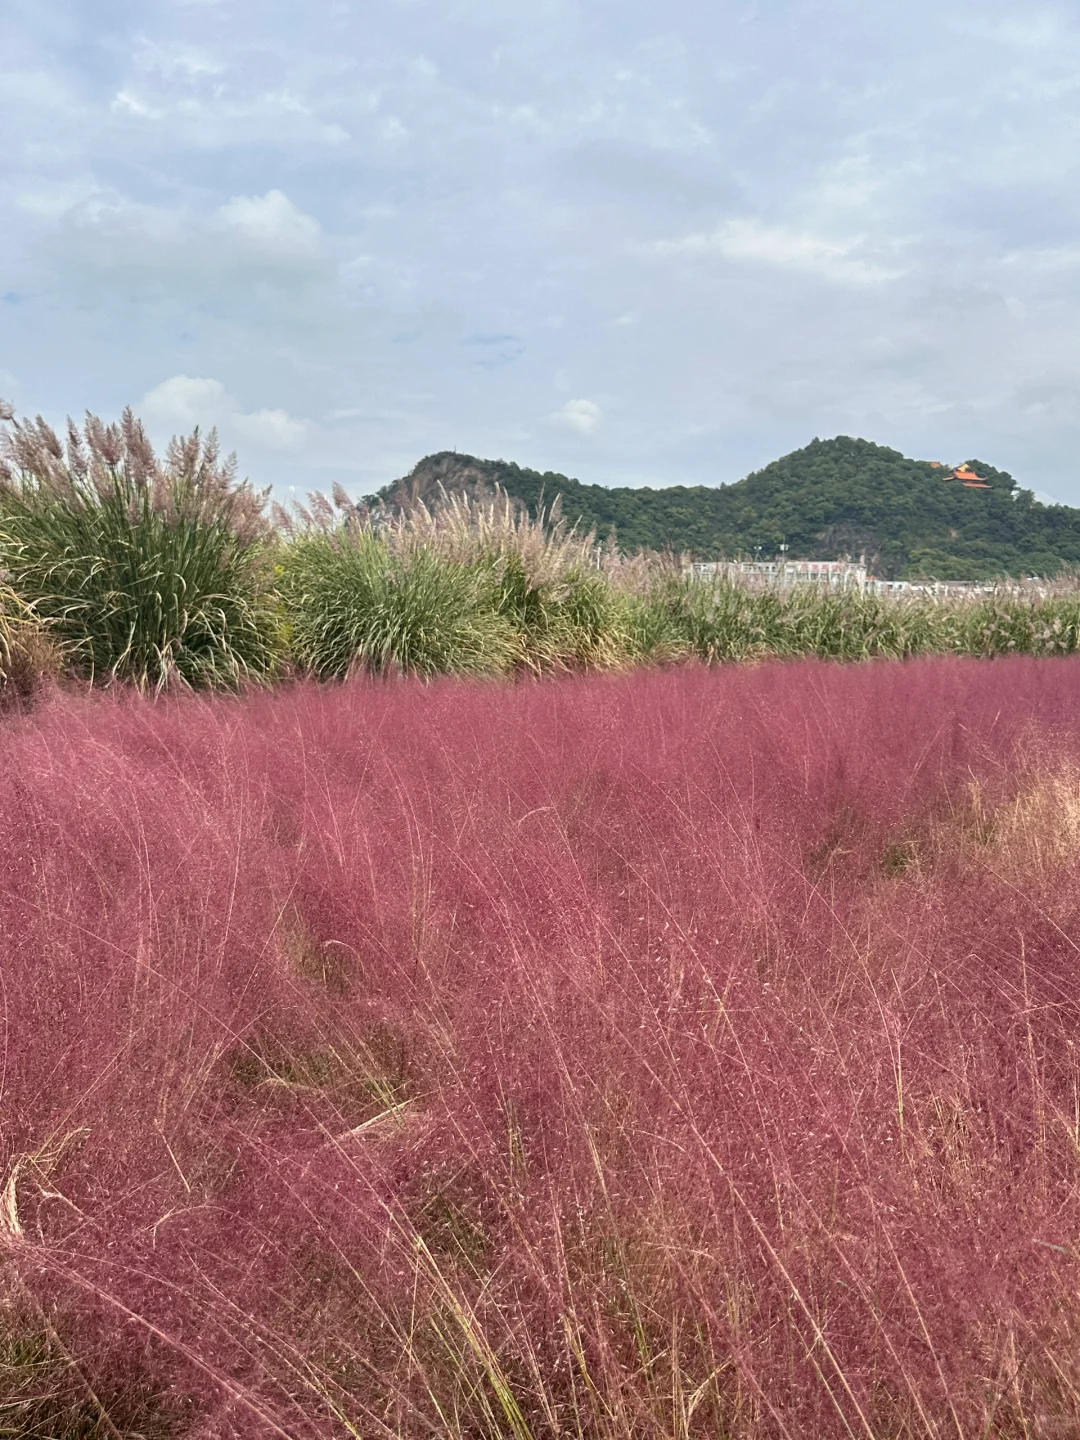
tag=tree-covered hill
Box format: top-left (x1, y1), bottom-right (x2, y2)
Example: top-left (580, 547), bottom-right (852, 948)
top-left (370, 438), bottom-right (1080, 580)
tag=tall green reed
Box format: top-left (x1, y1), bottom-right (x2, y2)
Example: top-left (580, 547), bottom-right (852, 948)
top-left (642, 576), bottom-right (1080, 664)
top-left (945, 593), bottom-right (1080, 657)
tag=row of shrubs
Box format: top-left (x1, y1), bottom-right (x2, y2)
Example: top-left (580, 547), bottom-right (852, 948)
top-left (3, 402), bottom-right (1080, 700)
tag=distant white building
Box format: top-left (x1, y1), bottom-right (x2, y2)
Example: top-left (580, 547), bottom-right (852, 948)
top-left (690, 558), bottom-right (871, 589)
top-left (687, 559), bottom-right (1018, 597)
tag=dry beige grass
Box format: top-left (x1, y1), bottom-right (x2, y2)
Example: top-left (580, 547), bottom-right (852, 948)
top-left (872, 754), bottom-right (1080, 888)
top-left (987, 766), bottom-right (1080, 870)
top-left (0, 583), bottom-right (61, 708)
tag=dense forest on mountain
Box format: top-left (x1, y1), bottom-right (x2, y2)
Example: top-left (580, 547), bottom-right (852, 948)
top-left (370, 437), bottom-right (1080, 580)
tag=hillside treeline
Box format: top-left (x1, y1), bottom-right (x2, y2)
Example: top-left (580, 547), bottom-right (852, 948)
top-left (374, 436), bottom-right (1080, 580)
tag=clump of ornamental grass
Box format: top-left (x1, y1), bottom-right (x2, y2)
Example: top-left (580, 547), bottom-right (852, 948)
top-left (0, 401), bottom-right (281, 691)
top-left (277, 522), bottom-right (520, 679)
top-left (278, 484), bottom-right (681, 677)
top-left (390, 487), bottom-right (690, 670)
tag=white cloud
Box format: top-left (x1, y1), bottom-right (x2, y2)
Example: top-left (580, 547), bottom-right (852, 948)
top-left (133, 39), bottom-right (226, 80)
top-left (12, 0), bottom-right (1080, 501)
top-left (140, 376), bottom-right (307, 451)
top-left (959, 14), bottom-right (1065, 51)
top-left (47, 189), bottom-right (330, 301)
top-left (1003, 245), bottom-right (1080, 273)
top-left (215, 189), bottom-right (324, 262)
top-left (234, 407), bottom-right (308, 449)
top-left (655, 218), bottom-right (906, 287)
top-left (141, 376), bottom-right (231, 429)
top-left (551, 398), bottom-right (603, 434)
top-left (111, 90), bottom-right (161, 119)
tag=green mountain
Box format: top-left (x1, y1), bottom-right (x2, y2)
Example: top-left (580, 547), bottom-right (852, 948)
top-left (370, 437), bottom-right (1080, 580)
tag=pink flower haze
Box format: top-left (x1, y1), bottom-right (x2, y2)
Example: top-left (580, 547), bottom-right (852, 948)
top-left (3, 658), bottom-right (1080, 1437)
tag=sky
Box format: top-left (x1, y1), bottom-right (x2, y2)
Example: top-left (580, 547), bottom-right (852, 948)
top-left (4, 1), bottom-right (1080, 502)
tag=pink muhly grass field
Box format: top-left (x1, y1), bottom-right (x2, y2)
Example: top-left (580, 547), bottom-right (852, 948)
top-left (3, 658), bottom-right (1080, 1438)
